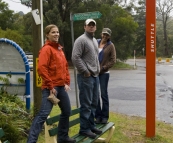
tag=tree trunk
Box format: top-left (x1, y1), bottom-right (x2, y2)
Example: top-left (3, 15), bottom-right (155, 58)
top-left (162, 15), bottom-right (169, 56)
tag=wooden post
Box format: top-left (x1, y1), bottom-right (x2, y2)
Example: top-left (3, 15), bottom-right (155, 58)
top-left (146, 0), bottom-right (156, 137)
top-left (32, 0), bottom-right (42, 116)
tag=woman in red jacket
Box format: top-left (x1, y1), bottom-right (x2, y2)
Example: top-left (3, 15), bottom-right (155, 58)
top-left (27, 24), bottom-right (76, 143)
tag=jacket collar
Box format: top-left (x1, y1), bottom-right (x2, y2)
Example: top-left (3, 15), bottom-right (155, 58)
top-left (44, 40), bottom-right (63, 49)
top-left (84, 32), bottom-right (94, 39)
top-left (97, 39), bottom-right (112, 46)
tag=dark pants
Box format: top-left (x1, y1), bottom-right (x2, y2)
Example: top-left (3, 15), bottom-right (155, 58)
top-left (95, 73), bottom-right (110, 120)
top-left (27, 87), bottom-right (71, 143)
top-left (77, 74), bottom-right (99, 133)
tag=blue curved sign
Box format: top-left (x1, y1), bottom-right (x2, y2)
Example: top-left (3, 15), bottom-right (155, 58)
top-left (0, 38), bottom-right (30, 111)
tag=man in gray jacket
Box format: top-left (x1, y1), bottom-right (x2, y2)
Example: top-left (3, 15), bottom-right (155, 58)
top-left (71, 19), bottom-right (102, 139)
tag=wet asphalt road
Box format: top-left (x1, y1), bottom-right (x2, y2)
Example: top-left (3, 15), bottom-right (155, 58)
top-left (30, 59), bottom-right (173, 124)
top-left (108, 59), bottom-right (173, 124)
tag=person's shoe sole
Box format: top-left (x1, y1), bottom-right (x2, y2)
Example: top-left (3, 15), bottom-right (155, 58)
top-left (95, 118), bottom-right (101, 124)
top-left (95, 120), bottom-right (101, 124)
top-left (91, 128), bottom-right (102, 135)
top-left (79, 132), bottom-right (97, 139)
top-left (101, 119), bottom-right (108, 124)
top-left (58, 138), bottom-right (76, 143)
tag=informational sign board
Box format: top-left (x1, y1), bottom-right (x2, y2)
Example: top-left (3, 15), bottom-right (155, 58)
top-left (32, 9), bottom-right (41, 25)
top-left (0, 38), bottom-right (30, 110)
top-left (0, 42), bottom-right (26, 95)
top-left (36, 58), bottom-right (42, 87)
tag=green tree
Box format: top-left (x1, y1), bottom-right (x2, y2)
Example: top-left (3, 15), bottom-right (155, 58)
top-left (42, 0), bottom-right (81, 59)
top-left (133, 0), bottom-right (146, 57)
top-left (95, 3), bottom-right (138, 60)
top-left (157, 0), bottom-right (173, 56)
top-left (0, 0), bottom-right (14, 30)
top-left (22, 12), bottom-right (33, 52)
top-left (18, 0), bottom-right (138, 60)
top-left (71, 1), bottom-right (138, 61)
top-left (0, 28), bottom-right (23, 47)
top-left (0, 0), bottom-right (32, 52)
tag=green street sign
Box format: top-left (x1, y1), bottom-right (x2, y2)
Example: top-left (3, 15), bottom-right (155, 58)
top-left (73, 11), bottom-right (102, 21)
top-left (21, 0), bottom-right (31, 4)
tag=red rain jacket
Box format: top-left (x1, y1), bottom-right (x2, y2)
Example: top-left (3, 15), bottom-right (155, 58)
top-left (38, 40), bottom-right (70, 90)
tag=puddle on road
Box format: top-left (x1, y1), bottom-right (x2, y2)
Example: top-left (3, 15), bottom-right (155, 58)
top-left (159, 89), bottom-right (168, 92)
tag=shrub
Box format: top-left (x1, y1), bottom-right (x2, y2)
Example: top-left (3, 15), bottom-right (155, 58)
top-left (0, 74), bottom-right (33, 142)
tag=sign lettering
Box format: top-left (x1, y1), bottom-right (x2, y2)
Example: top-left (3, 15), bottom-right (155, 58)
top-left (150, 24), bottom-right (155, 52)
top-left (73, 11), bottom-right (102, 21)
top-left (36, 58), bottom-right (42, 87)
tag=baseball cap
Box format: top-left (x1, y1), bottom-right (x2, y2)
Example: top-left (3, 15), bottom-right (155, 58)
top-left (85, 19), bottom-right (96, 25)
top-left (102, 28), bottom-right (112, 36)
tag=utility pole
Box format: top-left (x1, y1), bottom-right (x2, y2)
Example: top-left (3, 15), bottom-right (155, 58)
top-left (32, 0), bottom-right (42, 116)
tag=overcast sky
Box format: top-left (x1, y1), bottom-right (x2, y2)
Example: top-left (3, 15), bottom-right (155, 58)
top-left (4, 0), bottom-right (31, 14)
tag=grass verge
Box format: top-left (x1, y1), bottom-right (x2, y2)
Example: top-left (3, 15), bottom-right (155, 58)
top-left (69, 61), bottom-right (134, 70)
top-left (112, 61), bottom-right (134, 70)
top-left (20, 106), bottom-right (173, 143)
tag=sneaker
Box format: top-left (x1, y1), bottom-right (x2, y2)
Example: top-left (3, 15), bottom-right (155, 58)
top-left (79, 131), bottom-right (97, 139)
top-left (91, 128), bottom-right (102, 135)
top-left (59, 137), bottom-right (76, 143)
top-left (101, 119), bottom-right (108, 124)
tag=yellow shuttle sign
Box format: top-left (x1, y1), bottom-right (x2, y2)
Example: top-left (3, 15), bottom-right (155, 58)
top-left (36, 58), bottom-right (42, 87)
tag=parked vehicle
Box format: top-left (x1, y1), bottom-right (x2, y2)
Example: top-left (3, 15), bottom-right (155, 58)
top-left (28, 59), bottom-right (33, 70)
top-left (25, 53), bottom-right (33, 70)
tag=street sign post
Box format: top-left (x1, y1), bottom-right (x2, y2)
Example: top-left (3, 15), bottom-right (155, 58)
top-left (72, 11), bottom-right (102, 21)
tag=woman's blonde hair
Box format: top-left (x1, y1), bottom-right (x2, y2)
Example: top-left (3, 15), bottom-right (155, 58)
top-left (44, 24), bottom-right (58, 40)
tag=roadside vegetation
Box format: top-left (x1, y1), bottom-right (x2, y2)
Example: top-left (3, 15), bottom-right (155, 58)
top-left (0, 74), bottom-right (32, 143)
top-left (69, 61), bottom-right (134, 70)
top-left (112, 61), bottom-right (134, 69)
top-left (0, 92), bottom-right (32, 143)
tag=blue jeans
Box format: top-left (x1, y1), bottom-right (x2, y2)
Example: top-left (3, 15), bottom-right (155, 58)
top-left (95, 73), bottom-right (110, 120)
top-left (77, 74), bottom-right (99, 133)
top-left (27, 87), bottom-right (71, 143)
